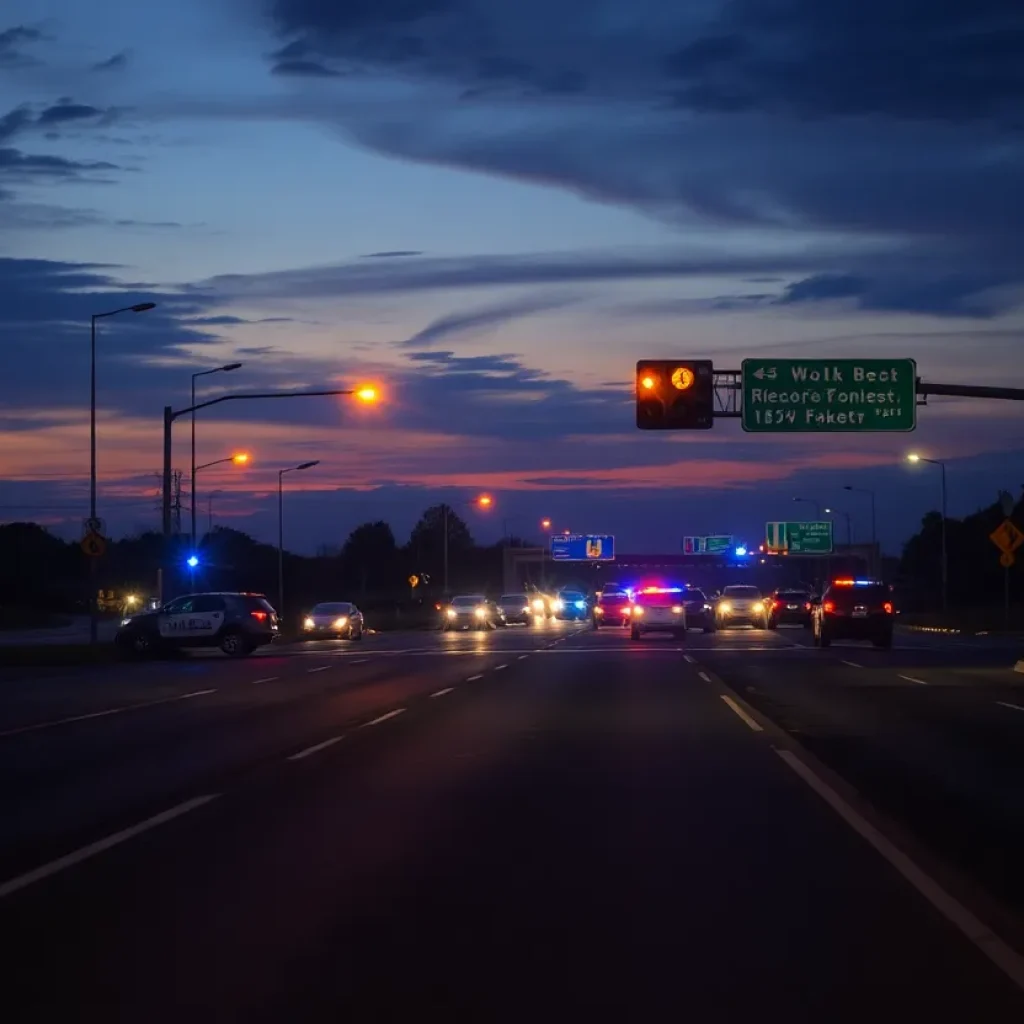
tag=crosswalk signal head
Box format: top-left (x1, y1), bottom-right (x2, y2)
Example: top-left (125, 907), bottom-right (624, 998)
top-left (636, 360), bottom-right (714, 430)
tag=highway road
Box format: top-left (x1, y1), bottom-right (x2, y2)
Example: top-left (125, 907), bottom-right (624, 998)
top-left (2, 620), bottom-right (1024, 1020)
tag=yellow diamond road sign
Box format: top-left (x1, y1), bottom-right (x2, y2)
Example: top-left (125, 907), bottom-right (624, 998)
top-left (408, 574), bottom-right (419, 588)
top-left (990, 519), bottom-right (1024, 556)
top-left (81, 530), bottom-right (107, 558)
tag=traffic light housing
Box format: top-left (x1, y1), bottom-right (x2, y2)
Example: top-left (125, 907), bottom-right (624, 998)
top-left (636, 360), bottom-right (714, 429)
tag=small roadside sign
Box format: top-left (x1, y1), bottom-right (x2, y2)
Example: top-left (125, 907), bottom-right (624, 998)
top-left (82, 516), bottom-right (104, 536)
top-left (81, 531), bottom-right (106, 558)
top-left (409, 574), bottom-right (420, 588)
top-left (990, 519), bottom-right (1024, 556)
top-left (1000, 551), bottom-right (1015, 569)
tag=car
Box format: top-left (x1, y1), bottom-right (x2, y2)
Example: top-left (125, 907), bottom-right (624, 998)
top-left (116, 591), bottom-right (279, 658)
top-left (767, 589), bottom-right (814, 629)
top-left (680, 586), bottom-right (715, 632)
top-left (443, 594), bottom-right (503, 630)
top-left (497, 593), bottom-right (533, 624)
top-left (715, 585), bottom-right (769, 629)
top-left (526, 592), bottom-right (556, 618)
top-left (630, 587), bottom-right (687, 640)
top-left (301, 601), bottom-right (365, 640)
top-left (553, 590), bottom-right (590, 620)
top-left (812, 578), bottom-right (895, 648)
top-left (593, 586), bottom-right (632, 628)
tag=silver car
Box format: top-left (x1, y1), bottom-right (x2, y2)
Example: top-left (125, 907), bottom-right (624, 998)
top-left (302, 601), bottom-right (365, 640)
top-left (715, 585), bottom-right (769, 629)
top-left (497, 593), bottom-right (532, 624)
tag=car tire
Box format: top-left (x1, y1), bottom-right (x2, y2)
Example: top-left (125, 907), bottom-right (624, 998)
top-left (630, 627), bottom-right (641, 641)
top-left (354, 626), bottom-right (364, 641)
top-left (219, 630), bottom-right (251, 658)
top-left (120, 632), bottom-right (156, 658)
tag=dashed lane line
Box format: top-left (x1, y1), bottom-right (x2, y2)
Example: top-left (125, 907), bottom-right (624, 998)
top-left (431, 687), bottom-right (455, 698)
top-left (719, 695), bottom-right (764, 733)
top-left (494, 664), bottom-right (508, 672)
top-left (307, 665), bottom-right (330, 674)
top-left (996, 701), bottom-right (1024, 713)
top-left (252, 676), bottom-right (278, 685)
top-left (899, 675), bottom-right (929, 686)
top-left (467, 674), bottom-right (484, 682)
top-left (841, 660), bottom-right (863, 668)
top-left (288, 736), bottom-right (345, 761)
top-left (698, 671), bottom-right (712, 682)
top-left (360, 708), bottom-right (407, 728)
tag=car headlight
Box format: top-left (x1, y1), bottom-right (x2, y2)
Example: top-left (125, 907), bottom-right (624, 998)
top-left (521, 605), bottom-right (530, 613)
top-left (446, 608), bottom-right (457, 618)
top-left (303, 617), bottom-right (315, 629)
top-left (532, 598), bottom-right (545, 611)
top-left (120, 617), bottom-right (133, 627)
top-left (719, 602), bottom-right (732, 614)
top-left (672, 605), bottom-right (683, 614)
top-left (552, 599), bottom-right (563, 611)
top-left (633, 606), bottom-right (644, 616)
top-left (333, 616), bottom-right (348, 628)
top-left (703, 603), bottom-right (712, 611)
top-left (594, 606), bottom-right (604, 615)
top-left (623, 606), bottom-right (632, 615)
top-left (474, 607), bottom-right (486, 618)
top-left (574, 600), bottom-right (586, 610)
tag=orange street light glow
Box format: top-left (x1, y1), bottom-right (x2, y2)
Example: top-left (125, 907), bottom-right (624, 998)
top-left (541, 518), bottom-right (551, 529)
top-left (477, 494), bottom-right (493, 507)
top-left (232, 453), bottom-right (249, 464)
top-left (355, 385), bottom-right (379, 403)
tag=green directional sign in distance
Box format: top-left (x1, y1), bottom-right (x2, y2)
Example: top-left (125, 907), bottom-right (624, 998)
top-left (787, 521), bottom-right (833, 554)
top-left (704, 535), bottom-right (732, 554)
top-left (742, 358), bottom-right (917, 433)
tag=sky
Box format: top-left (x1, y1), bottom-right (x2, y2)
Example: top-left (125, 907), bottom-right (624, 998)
top-left (1, 0), bottom-right (1023, 557)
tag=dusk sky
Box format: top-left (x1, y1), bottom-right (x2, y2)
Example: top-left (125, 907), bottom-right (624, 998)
top-left (2, 0), bottom-right (1022, 556)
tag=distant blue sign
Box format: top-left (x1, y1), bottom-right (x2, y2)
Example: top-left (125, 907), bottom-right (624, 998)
top-left (550, 534), bottom-right (616, 562)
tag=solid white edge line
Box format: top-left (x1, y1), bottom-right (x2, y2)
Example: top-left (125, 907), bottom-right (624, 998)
top-left (0, 688), bottom-right (218, 739)
top-left (307, 665), bottom-right (330, 674)
top-left (288, 736), bottom-right (344, 761)
top-left (361, 708), bottom-right (406, 728)
top-left (899, 675), bottom-right (929, 686)
top-left (719, 695), bottom-right (764, 732)
top-left (494, 664), bottom-right (508, 671)
top-left (431, 687), bottom-right (455, 698)
top-left (0, 794), bottom-right (220, 901)
top-left (841, 660), bottom-right (863, 668)
top-left (774, 748), bottom-right (1024, 993)
top-left (252, 676), bottom-right (278, 685)
top-left (996, 701), bottom-right (1024, 713)
top-left (467, 674), bottom-right (483, 682)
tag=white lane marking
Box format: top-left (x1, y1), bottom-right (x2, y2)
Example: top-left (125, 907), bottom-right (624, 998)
top-left (252, 676), bottom-right (278, 685)
top-left (307, 665), bottom-right (330, 674)
top-left (0, 689), bottom-right (217, 739)
top-left (0, 795), bottom-right (220, 901)
top-left (431, 687), bottom-right (455, 698)
top-left (684, 654), bottom-right (697, 664)
top-left (349, 659), bottom-right (369, 665)
top-left (841, 660), bottom-right (863, 668)
top-left (698, 671), bottom-right (712, 682)
top-left (494, 664), bottom-right (508, 672)
top-left (518, 654), bottom-right (529, 660)
top-left (774, 747), bottom-right (1024, 993)
top-left (361, 708), bottom-right (406, 728)
top-left (287, 736), bottom-right (344, 761)
top-left (467, 674), bottom-right (484, 682)
top-left (719, 695), bottom-right (764, 733)
top-left (996, 701), bottom-right (1024, 713)
top-left (899, 675), bottom-right (929, 686)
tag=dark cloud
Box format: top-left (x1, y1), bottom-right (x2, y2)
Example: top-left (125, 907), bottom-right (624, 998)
top-left (185, 315), bottom-right (295, 325)
top-left (360, 250), bottom-right (422, 259)
top-left (0, 25), bottom-right (42, 66)
top-left (92, 52), bottom-right (128, 72)
top-left (0, 147), bottom-right (118, 179)
top-left (398, 294), bottom-right (578, 347)
top-left (271, 59), bottom-right (342, 77)
top-left (37, 102), bottom-right (105, 126)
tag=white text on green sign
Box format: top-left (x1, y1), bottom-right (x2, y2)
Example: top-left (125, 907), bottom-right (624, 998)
top-left (742, 359), bottom-right (917, 433)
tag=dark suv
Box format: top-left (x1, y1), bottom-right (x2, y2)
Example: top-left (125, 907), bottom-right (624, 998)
top-left (812, 580), bottom-right (894, 649)
top-left (767, 589), bottom-right (814, 629)
top-left (116, 592), bottom-right (279, 657)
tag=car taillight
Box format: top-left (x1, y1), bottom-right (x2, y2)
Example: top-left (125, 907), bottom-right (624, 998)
top-left (773, 599), bottom-right (783, 609)
top-left (804, 602), bottom-right (811, 611)
top-left (883, 602), bottom-right (893, 614)
top-left (250, 610), bottom-right (268, 622)
top-left (822, 600), bottom-right (835, 614)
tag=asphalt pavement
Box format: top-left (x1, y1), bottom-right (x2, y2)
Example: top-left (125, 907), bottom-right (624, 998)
top-left (2, 620), bottom-right (1024, 1021)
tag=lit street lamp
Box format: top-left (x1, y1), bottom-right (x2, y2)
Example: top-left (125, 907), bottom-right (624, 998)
top-left (906, 453), bottom-right (949, 611)
top-left (278, 461), bottom-right (320, 622)
top-left (843, 485), bottom-right (877, 574)
top-left (89, 300), bottom-right (156, 644)
top-left (443, 494), bottom-right (493, 594)
top-left (824, 507), bottom-right (853, 547)
top-left (191, 363), bottom-right (243, 548)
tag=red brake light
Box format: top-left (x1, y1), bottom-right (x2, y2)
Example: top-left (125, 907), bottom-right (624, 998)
top-left (250, 610), bottom-right (268, 622)
top-left (804, 602), bottom-right (811, 611)
top-left (883, 601), bottom-right (893, 614)
top-left (832, 579), bottom-right (855, 587)
top-left (773, 599), bottom-right (783, 609)
top-left (822, 600), bottom-right (835, 613)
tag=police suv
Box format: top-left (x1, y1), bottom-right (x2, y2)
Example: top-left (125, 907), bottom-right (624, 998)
top-left (116, 592), bottom-right (279, 657)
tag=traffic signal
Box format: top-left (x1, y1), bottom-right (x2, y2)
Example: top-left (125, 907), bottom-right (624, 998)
top-left (635, 360), bottom-right (714, 429)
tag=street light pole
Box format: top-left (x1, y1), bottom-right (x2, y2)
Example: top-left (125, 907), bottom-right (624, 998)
top-left (191, 363), bottom-right (242, 551)
top-left (824, 508), bottom-right (853, 547)
top-left (843, 485), bottom-right (877, 575)
top-left (278, 461), bottom-right (320, 622)
top-left (88, 301), bottom-right (156, 644)
top-left (793, 497), bottom-right (821, 520)
top-left (906, 454), bottom-right (949, 611)
top-left (443, 504), bottom-right (449, 596)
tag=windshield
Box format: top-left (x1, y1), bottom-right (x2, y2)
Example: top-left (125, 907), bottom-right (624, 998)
top-left (560, 591), bottom-right (584, 601)
top-left (723, 586), bottom-right (761, 598)
top-left (311, 602), bottom-right (353, 615)
top-left (451, 596), bottom-right (485, 608)
top-left (638, 592), bottom-right (682, 608)
top-left (777, 591), bottom-right (809, 601)
top-left (499, 594), bottom-right (527, 602)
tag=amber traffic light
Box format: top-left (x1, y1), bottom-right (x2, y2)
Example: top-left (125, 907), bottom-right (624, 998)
top-left (635, 360), bottom-right (714, 430)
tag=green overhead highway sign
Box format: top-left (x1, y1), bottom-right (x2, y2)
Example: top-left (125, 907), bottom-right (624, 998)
top-left (705, 535), bottom-right (732, 554)
top-left (742, 359), bottom-right (917, 433)
top-left (765, 521), bottom-right (833, 554)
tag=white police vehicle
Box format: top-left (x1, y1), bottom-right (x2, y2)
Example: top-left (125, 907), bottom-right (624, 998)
top-left (116, 592), bottom-right (279, 658)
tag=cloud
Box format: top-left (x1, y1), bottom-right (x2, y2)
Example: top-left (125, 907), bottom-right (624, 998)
top-left (398, 293), bottom-right (579, 347)
top-left (0, 147), bottom-right (118, 180)
top-left (185, 315), bottom-right (295, 325)
top-left (0, 25), bottom-right (42, 66)
top-left (37, 102), bottom-right (107, 127)
top-left (252, 0), bottom-right (1024, 317)
top-left (360, 250), bottom-right (423, 259)
top-left (92, 52), bottom-right (128, 72)
top-left (272, 59), bottom-right (343, 77)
